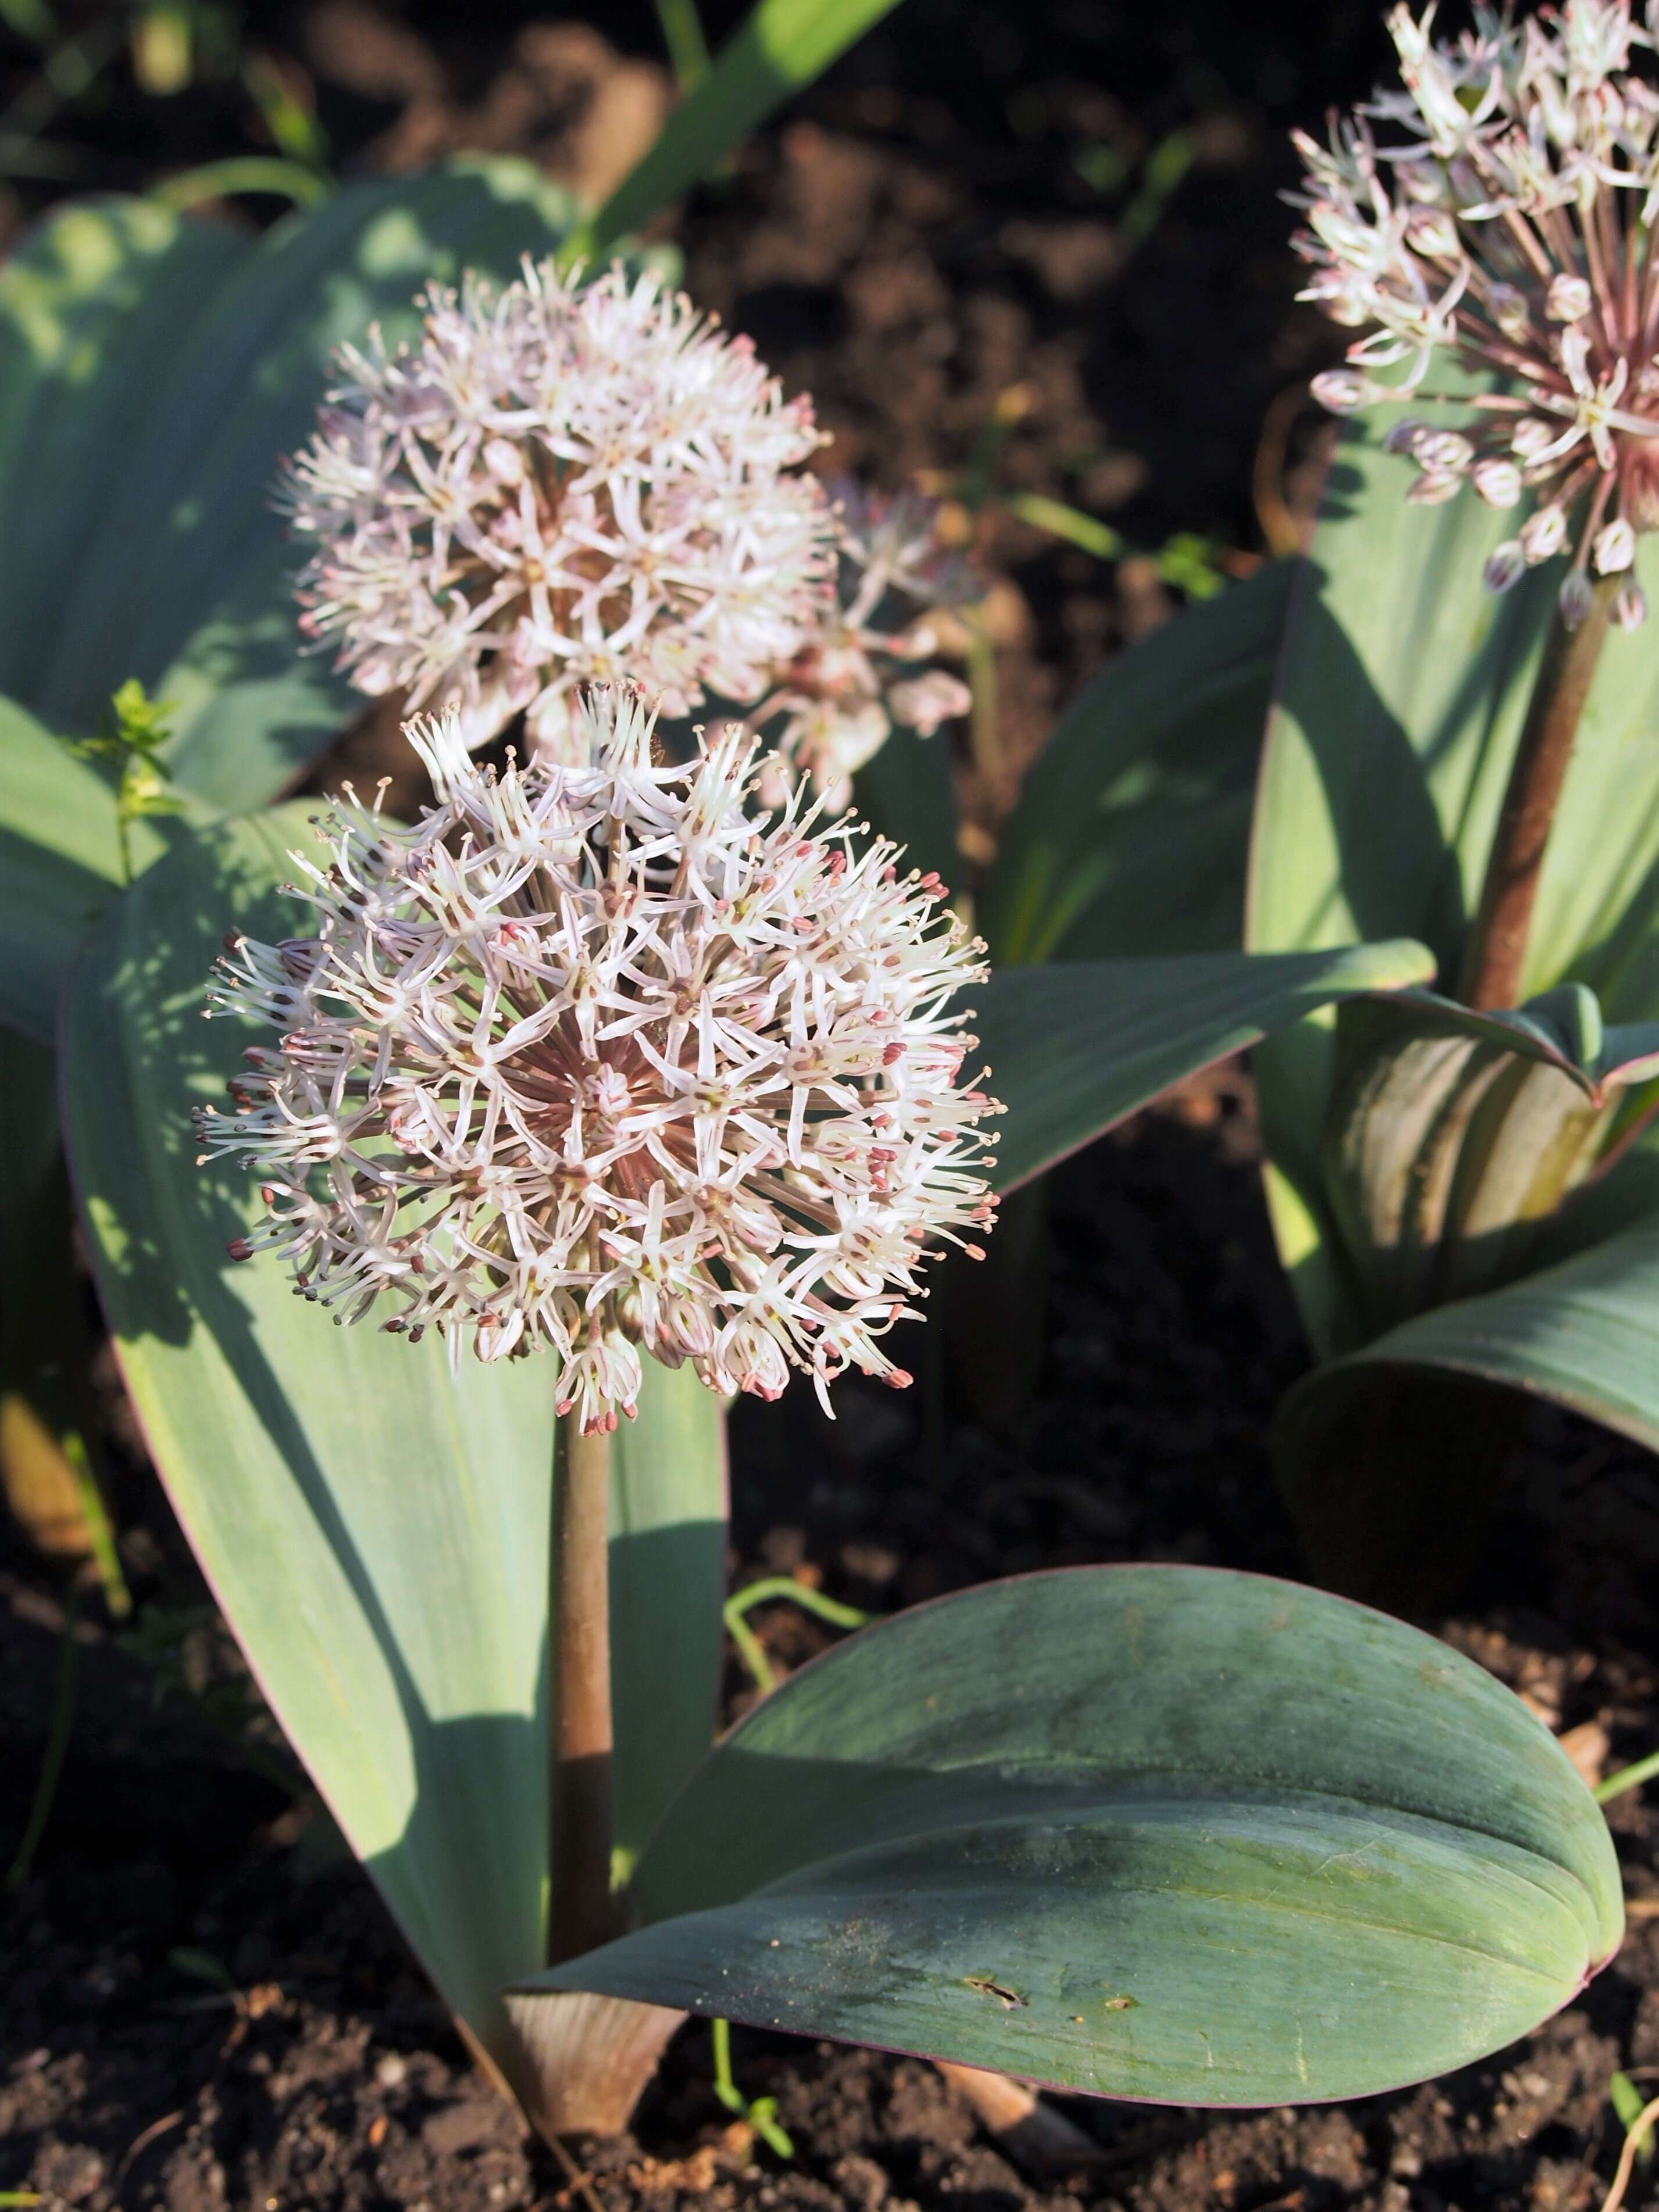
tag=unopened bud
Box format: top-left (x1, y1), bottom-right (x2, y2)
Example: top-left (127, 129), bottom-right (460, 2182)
top-left (1310, 369), bottom-right (1377, 415)
top-left (1406, 471), bottom-right (1463, 506)
top-left (1414, 431), bottom-right (1474, 474)
top-left (1487, 284), bottom-right (1532, 340)
top-left (1404, 205), bottom-right (1461, 259)
top-left (1546, 273), bottom-right (1593, 322)
top-left (1559, 568), bottom-right (1595, 627)
top-left (1521, 504), bottom-right (1569, 562)
top-left (1511, 417), bottom-right (1557, 459)
top-left (1594, 516), bottom-right (1636, 573)
top-left (1615, 578), bottom-right (1649, 630)
top-left (1472, 458), bottom-right (1522, 507)
top-left (1483, 539), bottom-right (1527, 593)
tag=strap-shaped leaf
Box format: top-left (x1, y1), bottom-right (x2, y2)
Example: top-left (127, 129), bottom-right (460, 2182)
top-left (583, 0), bottom-right (907, 257)
top-left (980, 560), bottom-right (1292, 966)
top-left (514, 1564), bottom-right (1619, 2106)
top-left (978, 939), bottom-right (1435, 1193)
top-left (59, 809), bottom-right (725, 2075)
top-left (0, 163), bottom-right (580, 812)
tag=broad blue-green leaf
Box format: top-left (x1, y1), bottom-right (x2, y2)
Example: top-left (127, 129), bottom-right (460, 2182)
top-left (512, 1564), bottom-right (1619, 2106)
top-left (584, 0), bottom-right (907, 257)
top-left (60, 807), bottom-right (726, 2079)
top-left (978, 939), bottom-right (1435, 1193)
top-left (1302, 1215), bottom-right (1659, 1449)
top-left (0, 163), bottom-right (581, 813)
top-left (0, 694), bottom-right (211, 1041)
top-left (980, 560), bottom-right (1293, 966)
top-left (1247, 419), bottom-right (1659, 1354)
top-left (1275, 1213), bottom-right (1659, 1605)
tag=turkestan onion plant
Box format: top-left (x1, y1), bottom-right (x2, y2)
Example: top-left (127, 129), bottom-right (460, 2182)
top-left (0, 125), bottom-right (1630, 2153)
top-left (195, 685), bottom-right (1001, 1982)
top-left (961, 0), bottom-right (1659, 1606)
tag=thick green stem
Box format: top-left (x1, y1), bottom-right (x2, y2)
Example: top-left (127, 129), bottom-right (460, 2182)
top-left (547, 1413), bottom-right (615, 1967)
top-left (1459, 575), bottom-right (1618, 1012)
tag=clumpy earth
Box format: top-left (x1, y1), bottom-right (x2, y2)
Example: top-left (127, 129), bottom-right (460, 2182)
top-left (8, 3), bottom-right (1659, 2209)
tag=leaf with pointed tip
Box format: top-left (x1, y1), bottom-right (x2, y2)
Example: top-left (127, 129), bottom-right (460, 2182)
top-left (60, 809), bottom-right (726, 2079)
top-left (512, 1564), bottom-right (1619, 2106)
top-left (0, 163), bottom-right (583, 811)
top-left (980, 560), bottom-right (1293, 966)
top-left (977, 939), bottom-right (1436, 1195)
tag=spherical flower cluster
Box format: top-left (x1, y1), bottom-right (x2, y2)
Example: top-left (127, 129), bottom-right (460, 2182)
top-left (281, 262), bottom-right (837, 756)
top-left (194, 689), bottom-right (1001, 1434)
top-left (748, 485), bottom-right (975, 813)
top-left (1293, 0), bottom-right (1659, 627)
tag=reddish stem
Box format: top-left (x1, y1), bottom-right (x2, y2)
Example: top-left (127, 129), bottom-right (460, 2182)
top-left (1459, 574), bottom-right (1618, 1012)
top-left (546, 1412), bottom-right (616, 1966)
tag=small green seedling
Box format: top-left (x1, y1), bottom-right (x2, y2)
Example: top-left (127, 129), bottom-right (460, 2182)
top-left (74, 680), bottom-right (185, 885)
top-left (712, 2017), bottom-right (794, 2160)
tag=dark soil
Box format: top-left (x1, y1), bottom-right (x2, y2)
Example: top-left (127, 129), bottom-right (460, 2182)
top-left (8, 6), bottom-right (1659, 2211)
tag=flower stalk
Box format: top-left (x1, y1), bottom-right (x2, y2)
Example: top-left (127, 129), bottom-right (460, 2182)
top-left (547, 1411), bottom-right (616, 1967)
top-left (1460, 570), bottom-right (1618, 1009)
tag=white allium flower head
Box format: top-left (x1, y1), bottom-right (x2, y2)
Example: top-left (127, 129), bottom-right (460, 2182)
top-left (281, 260), bottom-right (838, 759)
top-left (195, 688), bottom-right (1001, 1435)
top-left (1291, 0), bottom-right (1659, 625)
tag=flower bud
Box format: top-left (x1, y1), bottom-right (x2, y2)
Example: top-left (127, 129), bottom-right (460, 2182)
top-left (1483, 539), bottom-right (1528, 592)
top-left (1559, 569), bottom-right (1595, 627)
top-left (1521, 504), bottom-right (1569, 562)
top-left (887, 670), bottom-right (973, 737)
top-left (1383, 418), bottom-right (1429, 454)
top-left (1545, 273), bottom-right (1593, 322)
top-left (1615, 579), bottom-right (1649, 630)
top-left (1407, 470), bottom-right (1463, 505)
top-left (1404, 205), bottom-right (1462, 259)
top-left (1511, 417), bottom-right (1557, 460)
top-left (1414, 431), bottom-right (1474, 474)
top-left (1487, 284), bottom-right (1532, 340)
top-left (1594, 516), bottom-right (1636, 573)
top-left (1472, 458), bottom-right (1522, 506)
top-left (1310, 369), bottom-right (1378, 415)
